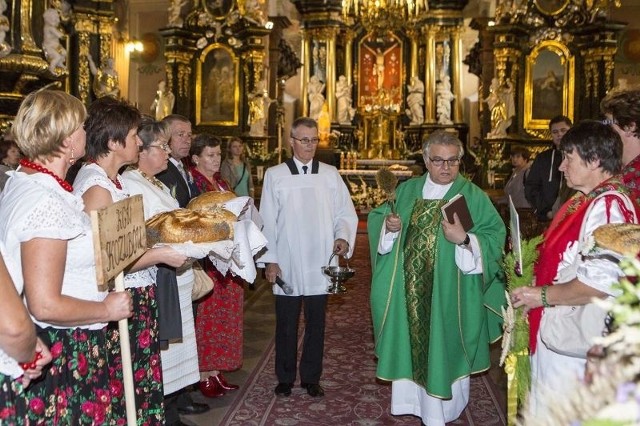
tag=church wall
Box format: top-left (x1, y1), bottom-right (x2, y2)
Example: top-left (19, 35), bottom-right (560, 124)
top-left (127, 0), bottom-right (169, 114)
top-left (611, 3), bottom-right (640, 88)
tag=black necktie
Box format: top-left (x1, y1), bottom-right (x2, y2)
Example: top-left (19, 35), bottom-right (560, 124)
top-left (302, 165), bottom-right (308, 174)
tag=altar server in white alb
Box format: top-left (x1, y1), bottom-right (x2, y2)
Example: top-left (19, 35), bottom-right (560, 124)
top-left (257, 116), bottom-right (358, 398)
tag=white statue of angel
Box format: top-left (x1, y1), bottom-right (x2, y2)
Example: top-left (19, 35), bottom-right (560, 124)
top-left (43, 8), bottom-right (66, 74)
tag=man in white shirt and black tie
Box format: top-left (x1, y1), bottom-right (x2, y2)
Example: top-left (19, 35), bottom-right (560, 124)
top-left (257, 117), bottom-right (358, 398)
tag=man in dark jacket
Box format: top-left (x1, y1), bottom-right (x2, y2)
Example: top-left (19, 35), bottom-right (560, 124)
top-left (525, 115), bottom-right (572, 221)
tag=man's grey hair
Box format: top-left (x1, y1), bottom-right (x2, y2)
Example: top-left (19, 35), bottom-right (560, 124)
top-left (422, 130), bottom-right (464, 158)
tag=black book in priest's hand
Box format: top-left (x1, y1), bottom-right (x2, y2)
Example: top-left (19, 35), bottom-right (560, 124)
top-left (441, 193), bottom-right (474, 232)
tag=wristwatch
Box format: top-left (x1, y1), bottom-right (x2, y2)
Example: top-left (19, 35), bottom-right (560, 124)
top-left (458, 234), bottom-right (470, 246)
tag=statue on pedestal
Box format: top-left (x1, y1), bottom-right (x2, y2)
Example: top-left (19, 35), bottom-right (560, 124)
top-left (336, 75), bottom-right (355, 124)
top-left (247, 79), bottom-right (273, 137)
top-left (150, 80), bottom-right (175, 121)
top-left (405, 76), bottom-right (424, 126)
top-left (87, 55), bottom-right (120, 98)
top-left (484, 77), bottom-right (515, 138)
top-left (436, 76), bottom-right (455, 125)
top-left (308, 75), bottom-right (325, 121)
top-left (43, 8), bottom-right (66, 74)
top-left (168, 0), bottom-right (187, 27)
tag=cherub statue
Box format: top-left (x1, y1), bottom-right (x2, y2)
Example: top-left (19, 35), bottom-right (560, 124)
top-left (168, 0), bottom-right (188, 27)
top-left (405, 76), bottom-right (424, 126)
top-left (241, 0), bottom-right (266, 26)
top-left (150, 80), bottom-right (175, 121)
top-left (43, 8), bottom-right (66, 74)
top-left (87, 55), bottom-right (120, 98)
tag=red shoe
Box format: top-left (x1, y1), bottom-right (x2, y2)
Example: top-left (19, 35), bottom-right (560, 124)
top-left (199, 377), bottom-right (225, 398)
top-left (212, 373), bottom-right (239, 391)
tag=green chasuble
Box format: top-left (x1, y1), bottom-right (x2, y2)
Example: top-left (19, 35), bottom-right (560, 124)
top-left (367, 174), bottom-right (506, 399)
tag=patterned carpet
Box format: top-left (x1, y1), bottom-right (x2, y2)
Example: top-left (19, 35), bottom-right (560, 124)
top-left (220, 232), bottom-right (506, 425)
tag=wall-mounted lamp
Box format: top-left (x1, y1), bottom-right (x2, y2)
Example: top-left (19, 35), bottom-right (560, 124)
top-left (265, 21), bottom-right (274, 29)
top-left (125, 40), bottom-right (144, 54)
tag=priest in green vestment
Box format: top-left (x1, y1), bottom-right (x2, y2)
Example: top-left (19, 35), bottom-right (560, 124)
top-left (368, 131), bottom-right (506, 425)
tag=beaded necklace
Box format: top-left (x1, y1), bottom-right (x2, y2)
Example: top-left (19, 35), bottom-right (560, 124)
top-left (87, 159), bottom-right (122, 190)
top-left (19, 158), bottom-right (73, 192)
top-left (138, 169), bottom-right (164, 190)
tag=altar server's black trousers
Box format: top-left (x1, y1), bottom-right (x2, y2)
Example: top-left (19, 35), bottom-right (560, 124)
top-left (275, 294), bottom-right (328, 385)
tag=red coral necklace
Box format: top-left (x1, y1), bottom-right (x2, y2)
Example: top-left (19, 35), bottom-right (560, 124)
top-left (19, 158), bottom-right (73, 192)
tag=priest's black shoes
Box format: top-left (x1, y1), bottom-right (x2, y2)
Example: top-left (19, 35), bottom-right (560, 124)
top-left (301, 383), bottom-right (324, 397)
top-left (274, 382), bottom-right (293, 396)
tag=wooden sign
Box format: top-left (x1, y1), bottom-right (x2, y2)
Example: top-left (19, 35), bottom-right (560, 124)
top-left (90, 195), bottom-right (147, 291)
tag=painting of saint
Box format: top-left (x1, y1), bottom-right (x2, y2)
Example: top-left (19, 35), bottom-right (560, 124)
top-left (531, 48), bottom-right (563, 120)
top-left (200, 46), bottom-right (237, 124)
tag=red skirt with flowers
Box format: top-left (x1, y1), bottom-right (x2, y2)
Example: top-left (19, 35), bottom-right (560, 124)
top-left (24, 326), bottom-right (114, 425)
top-left (195, 261), bottom-right (244, 372)
top-left (107, 285), bottom-right (164, 424)
top-left (0, 373), bottom-right (27, 425)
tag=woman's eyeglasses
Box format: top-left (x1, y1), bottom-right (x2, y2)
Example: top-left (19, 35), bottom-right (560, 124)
top-left (148, 143), bottom-right (170, 151)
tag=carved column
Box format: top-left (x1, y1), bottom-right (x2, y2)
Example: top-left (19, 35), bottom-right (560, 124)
top-left (424, 25), bottom-right (437, 123)
top-left (324, 28), bottom-right (337, 121)
top-left (451, 26), bottom-right (463, 123)
top-left (74, 15), bottom-right (94, 104)
top-left (159, 27), bottom-right (197, 117)
top-left (301, 30), bottom-right (311, 116)
top-left (344, 29), bottom-right (355, 88)
top-left (407, 28), bottom-right (419, 81)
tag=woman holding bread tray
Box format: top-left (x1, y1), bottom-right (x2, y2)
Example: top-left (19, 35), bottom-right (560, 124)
top-left (75, 102), bottom-right (194, 423)
top-left (188, 133), bottom-right (245, 397)
top-left (120, 117), bottom-right (209, 423)
top-left (510, 121), bottom-right (640, 415)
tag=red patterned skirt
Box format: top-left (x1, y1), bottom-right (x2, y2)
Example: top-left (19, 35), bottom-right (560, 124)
top-left (195, 263), bottom-right (244, 372)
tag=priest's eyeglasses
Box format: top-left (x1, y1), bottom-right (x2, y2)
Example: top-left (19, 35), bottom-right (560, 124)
top-left (291, 136), bottom-right (320, 145)
top-left (429, 157), bottom-right (461, 167)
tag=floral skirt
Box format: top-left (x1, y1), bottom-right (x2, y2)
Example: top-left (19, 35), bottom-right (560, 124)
top-left (107, 285), bottom-right (164, 425)
top-left (0, 373), bottom-right (27, 425)
top-left (24, 326), bottom-right (114, 425)
top-left (195, 269), bottom-right (244, 371)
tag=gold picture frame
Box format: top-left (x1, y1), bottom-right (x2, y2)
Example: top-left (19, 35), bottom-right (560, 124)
top-left (524, 40), bottom-right (574, 138)
top-left (195, 44), bottom-right (239, 126)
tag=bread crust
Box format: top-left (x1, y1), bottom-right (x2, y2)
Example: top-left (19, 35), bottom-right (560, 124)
top-left (593, 223), bottom-right (640, 256)
top-left (146, 208), bottom-right (236, 244)
top-left (187, 191), bottom-right (236, 211)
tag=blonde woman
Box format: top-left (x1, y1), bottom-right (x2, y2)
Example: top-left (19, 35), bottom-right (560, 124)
top-left (220, 137), bottom-right (254, 197)
top-left (0, 90), bottom-right (132, 423)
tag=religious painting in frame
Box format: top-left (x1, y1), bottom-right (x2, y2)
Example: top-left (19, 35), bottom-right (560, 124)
top-left (524, 40), bottom-right (574, 137)
top-left (196, 44), bottom-right (239, 126)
